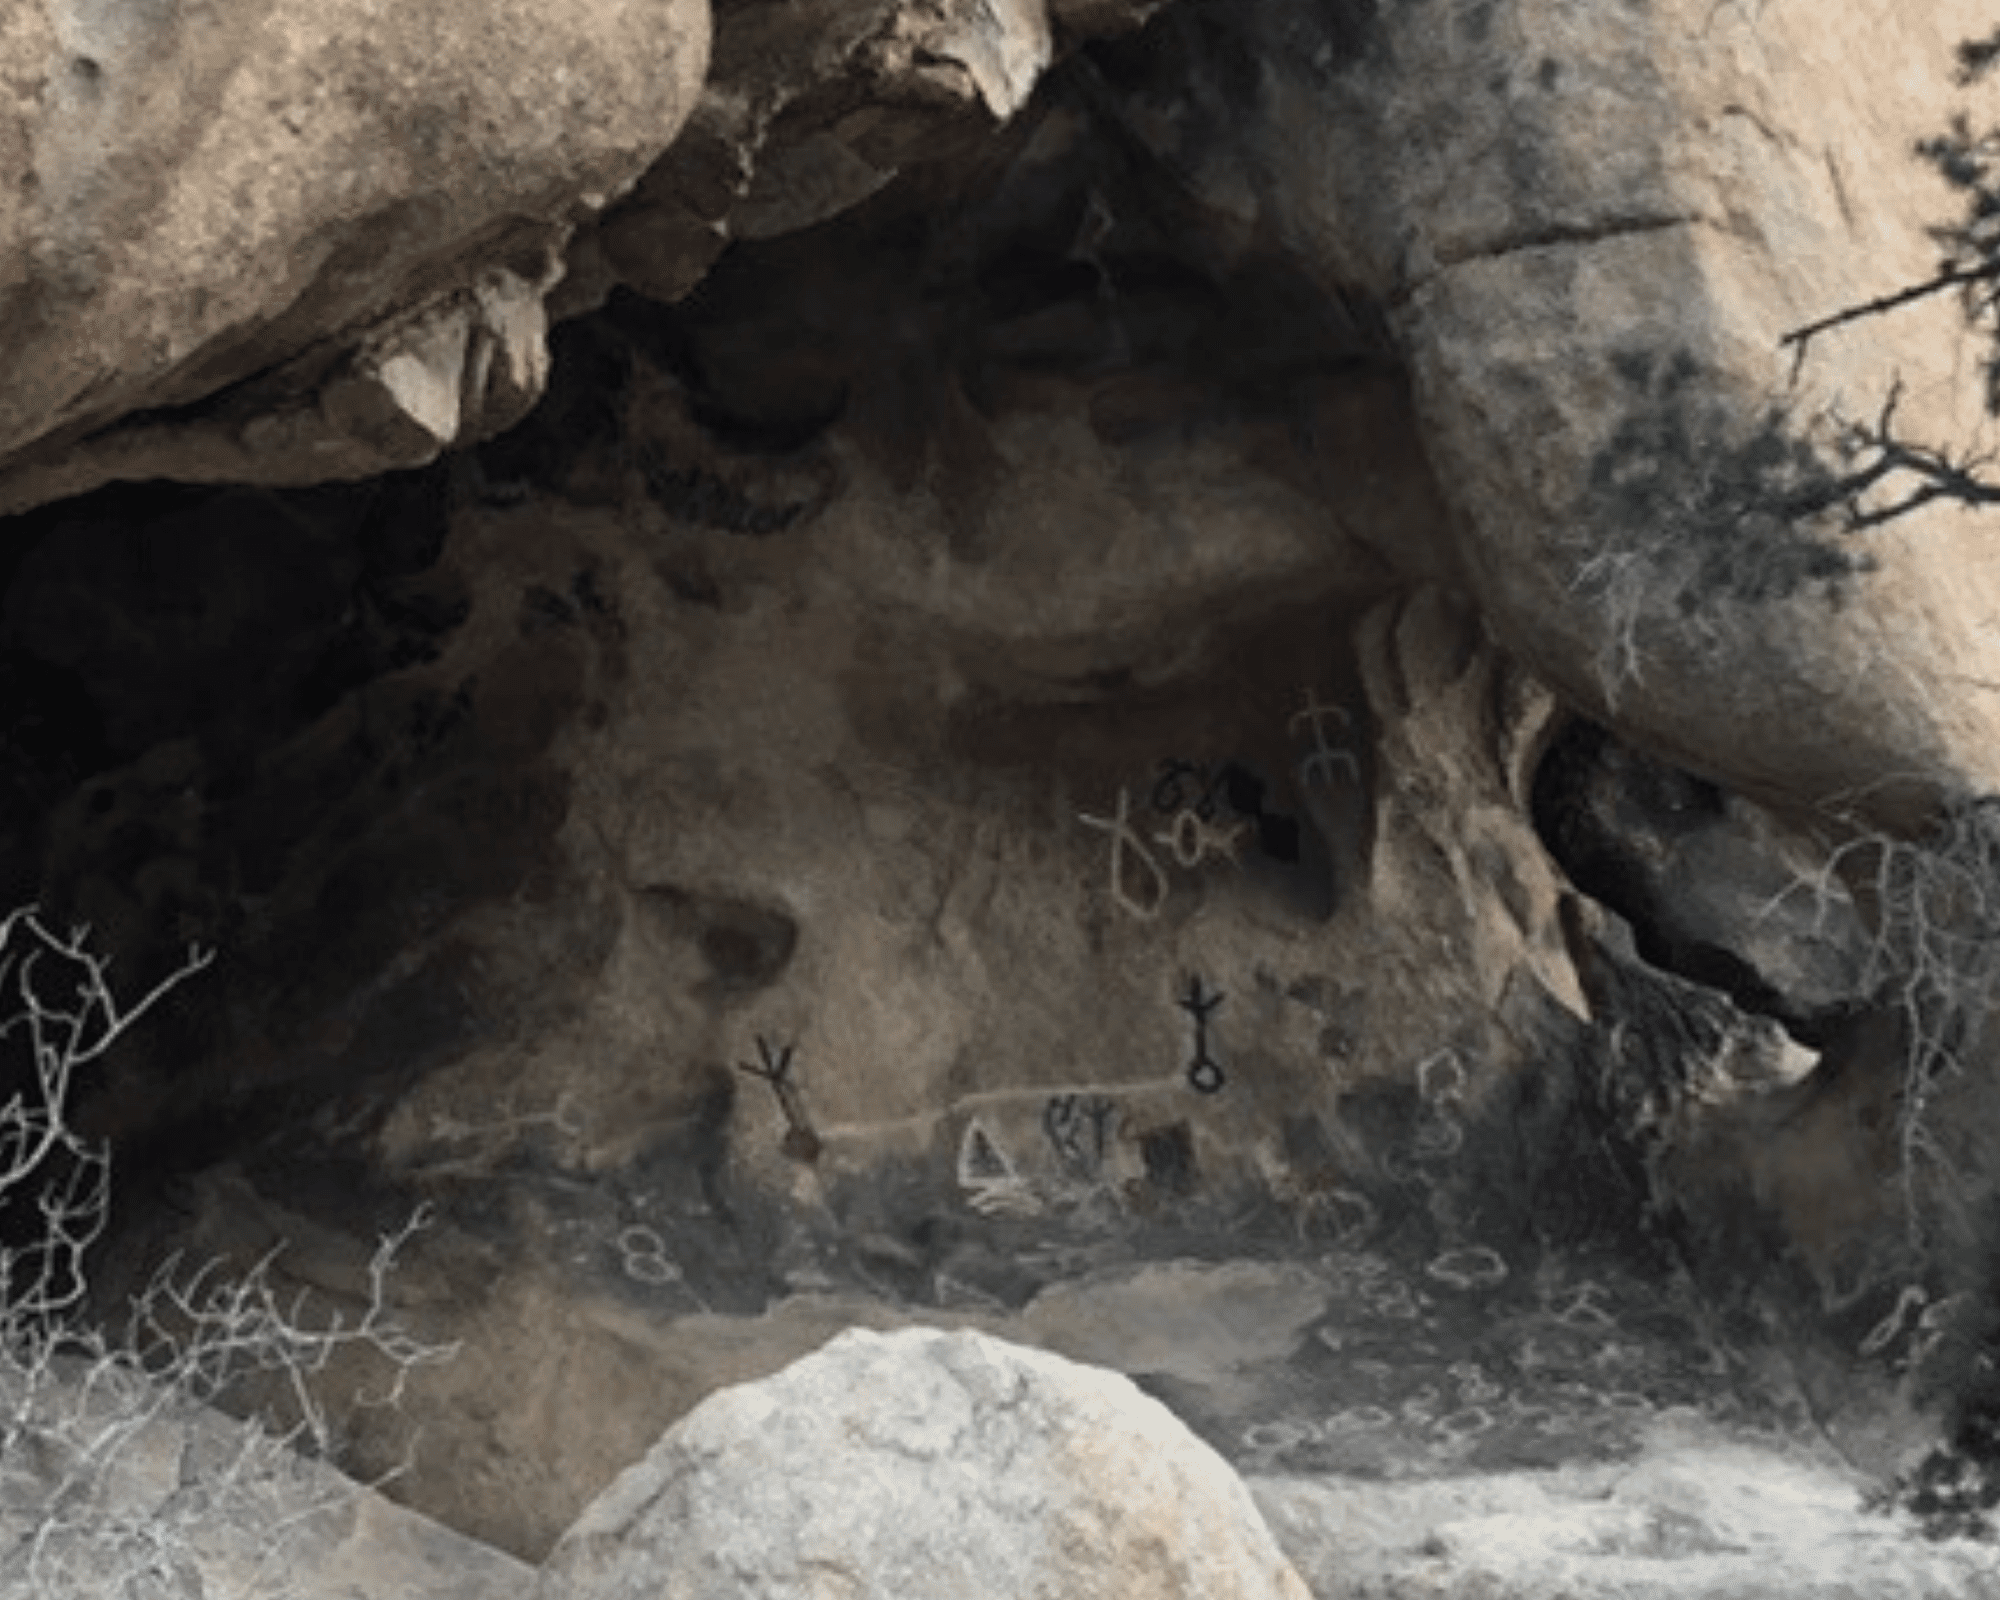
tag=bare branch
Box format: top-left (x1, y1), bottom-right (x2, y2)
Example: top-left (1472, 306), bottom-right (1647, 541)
top-left (0, 907), bottom-right (453, 1598)
top-left (1781, 258), bottom-right (2000, 373)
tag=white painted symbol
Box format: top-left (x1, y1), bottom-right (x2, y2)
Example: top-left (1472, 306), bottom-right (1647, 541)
top-left (1426, 1246), bottom-right (1509, 1291)
top-left (1861, 1285), bottom-right (1928, 1358)
top-left (957, 1119), bottom-right (1041, 1217)
top-left (1079, 786), bottom-right (1170, 921)
top-left (1153, 808), bottom-right (1246, 869)
top-left (1290, 688), bottom-right (1359, 789)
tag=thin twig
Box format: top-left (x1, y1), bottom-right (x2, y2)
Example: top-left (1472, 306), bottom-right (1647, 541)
top-left (1782, 259), bottom-right (2000, 373)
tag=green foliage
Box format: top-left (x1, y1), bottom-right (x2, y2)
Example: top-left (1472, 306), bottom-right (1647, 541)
top-left (1572, 348), bottom-right (1874, 695)
top-left (1865, 1438), bottom-right (2000, 1542)
top-left (1916, 94), bottom-right (2000, 413)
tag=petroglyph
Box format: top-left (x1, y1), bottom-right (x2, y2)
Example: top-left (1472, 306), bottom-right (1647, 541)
top-left (1290, 687), bottom-right (1359, 789)
top-left (1042, 1093), bottom-right (1119, 1177)
top-left (1078, 786), bottom-right (1170, 921)
top-left (1176, 973), bottom-right (1227, 1095)
top-left (736, 1035), bottom-right (821, 1162)
top-left (1080, 778), bottom-right (1248, 920)
top-left (956, 1118), bottom-right (1041, 1217)
top-left (1426, 1246), bottom-right (1509, 1291)
top-left (1155, 807), bottom-right (1248, 869)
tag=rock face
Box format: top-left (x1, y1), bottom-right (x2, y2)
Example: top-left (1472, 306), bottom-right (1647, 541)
top-left (0, 0), bottom-right (709, 510)
top-left (1252, 1415), bottom-right (2000, 1600)
top-left (1104, 0), bottom-right (2000, 822)
top-left (537, 1325), bottom-right (1313, 1600)
top-left (1533, 721), bottom-right (1870, 1038)
top-left (3, 0), bottom-right (2000, 1587)
top-left (0, 1357), bottom-right (531, 1600)
top-left (590, 0), bottom-right (1061, 306)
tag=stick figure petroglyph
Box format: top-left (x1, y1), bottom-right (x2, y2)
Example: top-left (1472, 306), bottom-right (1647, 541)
top-left (1290, 688), bottom-right (1359, 789)
top-left (1177, 973), bottom-right (1227, 1095)
top-left (736, 1035), bottom-right (821, 1163)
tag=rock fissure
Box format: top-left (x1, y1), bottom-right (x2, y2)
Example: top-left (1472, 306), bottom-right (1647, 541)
top-left (1414, 210), bottom-right (1707, 294)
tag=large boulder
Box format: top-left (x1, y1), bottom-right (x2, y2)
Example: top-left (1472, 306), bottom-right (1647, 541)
top-left (0, 0), bottom-right (709, 511)
top-left (0, 0), bottom-right (1180, 516)
top-left (537, 1324), bottom-right (1312, 1600)
top-left (586, 0), bottom-right (1068, 307)
top-left (1109, 0), bottom-right (2000, 823)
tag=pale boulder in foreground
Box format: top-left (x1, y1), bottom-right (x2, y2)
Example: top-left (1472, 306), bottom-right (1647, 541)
top-left (537, 1325), bottom-right (1314, 1600)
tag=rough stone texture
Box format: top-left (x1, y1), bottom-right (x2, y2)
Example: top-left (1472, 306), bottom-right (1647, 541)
top-left (1534, 721), bottom-right (1871, 1036)
top-left (537, 1324), bottom-right (1313, 1600)
top-left (572, 0), bottom-right (1170, 315)
top-left (1106, 0), bottom-right (2000, 823)
top-left (0, 0), bottom-right (1174, 515)
top-left (3, 0), bottom-right (2000, 1585)
top-left (18, 53), bottom-right (1974, 1557)
top-left (0, 0), bottom-right (709, 512)
top-left (1251, 1414), bottom-right (2000, 1600)
top-left (590, 0), bottom-right (1052, 307)
top-left (0, 1360), bottom-right (531, 1600)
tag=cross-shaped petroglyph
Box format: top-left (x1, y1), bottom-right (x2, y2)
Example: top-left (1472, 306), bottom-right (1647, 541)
top-left (736, 1034), bottom-right (821, 1162)
top-left (1177, 973), bottom-right (1227, 1095)
top-left (1079, 786), bottom-right (1171, 920)
top-left (1290, 687), bottom-right (1359, 789)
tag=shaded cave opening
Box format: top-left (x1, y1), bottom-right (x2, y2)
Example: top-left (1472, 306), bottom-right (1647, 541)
top-left (1530, 714), bottom-right (1862, 1054)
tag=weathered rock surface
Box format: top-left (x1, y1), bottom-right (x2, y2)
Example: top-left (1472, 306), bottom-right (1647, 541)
top-left (1105, 0), bottom-right (2000, 822)
top-left (588, 0), bottom-right (1066, 307)
top-left (0, 0), bottom-right (710, 512)
top-left (1534, 720), bottom-right (1870, 1036)
top-left (1252, 1415), bottom-right (2000, 1600)
top-left (0, 0), bottom-right (1180, 517)
top-left (22, 48), bottom-right (1978, 1556)
top-left (0, 1359), bottom-right (531, 1600)
top-left (4, 0), bottom-right (2000, 1586)
top-left (537, 1324), bottom-right (1313, 1600)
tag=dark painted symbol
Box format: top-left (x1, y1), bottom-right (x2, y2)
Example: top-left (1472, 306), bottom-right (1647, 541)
top-left (1043, 1093), bottom-right (1119, 1175)
top-left (1150, 759), bottom-right (1225, 821)
top-left (1154, 758), bottom-right (1305, 867)
top-left (736, 1034), bottom-right (821, 1162)
top-left (1177, 974), bottom-right (1227, 1095)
